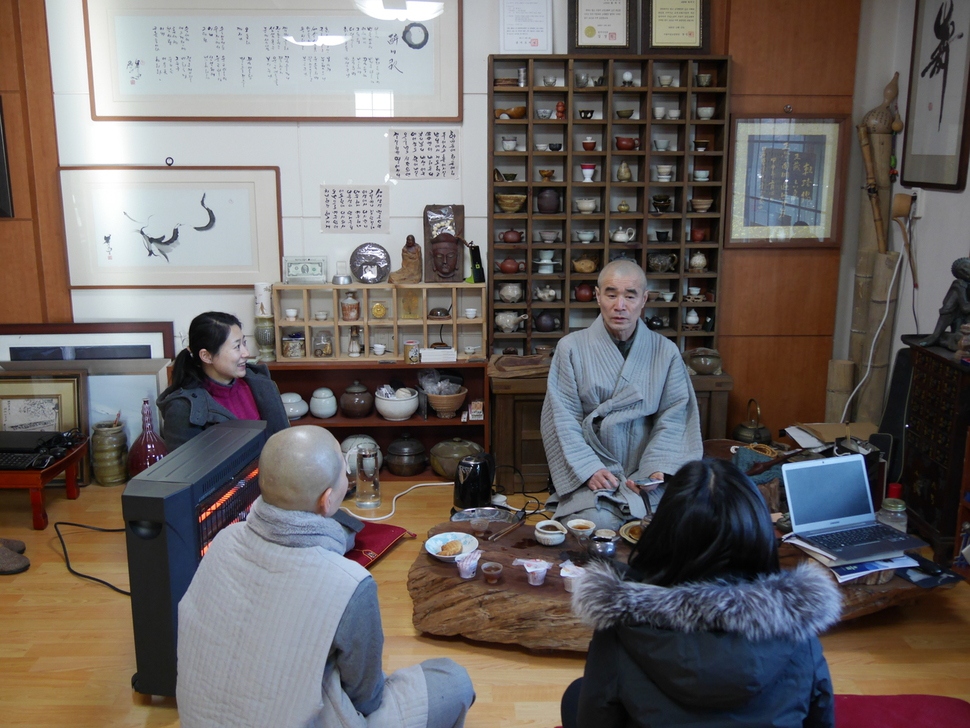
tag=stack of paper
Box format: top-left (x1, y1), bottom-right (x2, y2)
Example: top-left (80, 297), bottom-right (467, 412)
top-left (829, 556), bottom-right (918, 583)
top-left (419, 347), bottom-right (457, 363)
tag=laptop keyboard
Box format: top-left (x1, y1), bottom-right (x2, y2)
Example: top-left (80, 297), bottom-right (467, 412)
top-left (0, 452), bottom-right (41, 470)
top-left (810, 524), bottom-right (909, 549)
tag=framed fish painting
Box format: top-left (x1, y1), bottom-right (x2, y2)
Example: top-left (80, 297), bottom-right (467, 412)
top-left (59, 166), bottom-right (282, 287)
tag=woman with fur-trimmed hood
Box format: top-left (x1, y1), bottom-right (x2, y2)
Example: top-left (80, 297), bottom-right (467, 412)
top-left (561, 459), bottom-right (842, 728)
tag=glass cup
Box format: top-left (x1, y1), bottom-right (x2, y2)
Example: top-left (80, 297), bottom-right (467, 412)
top-left (481, 562), bottom-right (503, 584)
top-left (355, 444), bottom-right (381, 508)
top-left (470, 517), bottom-right (489, 537)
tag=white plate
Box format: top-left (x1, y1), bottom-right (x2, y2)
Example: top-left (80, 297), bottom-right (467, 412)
top-left (424, 532), bottom-right (480, 562)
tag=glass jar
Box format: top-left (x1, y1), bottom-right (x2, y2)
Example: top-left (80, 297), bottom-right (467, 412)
top-left (312, 330), bottom-right (333, 358)
top-left (877, 498), bottom-right (907, 533)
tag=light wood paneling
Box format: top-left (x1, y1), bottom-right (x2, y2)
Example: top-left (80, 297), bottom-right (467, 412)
top-left (1, 478), bottom-right (969, 727)
top-left (730, 95), bottom-right (854, 116)
top-left (0, 0), bottom-right (19, 91)
top-left (0, 220), bottom-right (44, 313)
top-left (719, 248), bottom-right (841, 336)
top-left (719, 334), bottom-right (832, 436)
top-left (726, 0), bottom-right (862, 98)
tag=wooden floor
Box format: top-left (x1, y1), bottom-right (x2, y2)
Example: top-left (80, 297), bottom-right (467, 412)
top-left (1, 479), bottom-right (969, 727)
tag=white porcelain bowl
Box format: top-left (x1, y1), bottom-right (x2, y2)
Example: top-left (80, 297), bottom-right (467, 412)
top-left (374, 388), bottom-right (419, 421)
top-left (539, 230), bottom-right (559, 243)
top-left (566, 518), bottom-right (596, 540)
top-left (425, 532), bottom-right (479, 562)
top-left (534, 520), bottom-right (567, 546)
top-left (575, 198), bottom-right (597, 214)
top-left (697, 107), bottom-right (715, 119)
top-left (667, 109), bottom-right (682, 120)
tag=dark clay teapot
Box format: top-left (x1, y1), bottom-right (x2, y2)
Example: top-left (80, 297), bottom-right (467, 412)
top-left (574, 282), bottom-right (595, 302)
top-left (533, 311), bottom-right (561, 332)
top-left (499, 256), bottom-right (523, 274)
top-left (500, 229), bottom-right (522, 243)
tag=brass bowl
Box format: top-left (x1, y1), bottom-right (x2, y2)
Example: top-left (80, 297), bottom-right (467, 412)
top-left (495, 194), bottom-right (527, 213)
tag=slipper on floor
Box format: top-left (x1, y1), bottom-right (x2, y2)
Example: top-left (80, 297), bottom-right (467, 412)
top-left (0, 545), bottom-right (29, 575)
top-left (0, 537), bottom-right (26, 554)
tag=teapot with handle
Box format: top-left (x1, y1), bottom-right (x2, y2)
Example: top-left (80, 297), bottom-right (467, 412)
top-left (647, 252), bottom-right (679, 273)
top-left (494, 312), bottom-right (528, 333)
top-left (533, 311), bottom-right (562, 332)
top-left (610, 227), bottom-right (636, 243)
top-left (615, 137), bottom-right (640, 151)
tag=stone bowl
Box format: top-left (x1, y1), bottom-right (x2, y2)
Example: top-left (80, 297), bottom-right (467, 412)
top-left (495, 194), bottom-right (527, 213)
top-left (426, 387), bottom-right (468, 419)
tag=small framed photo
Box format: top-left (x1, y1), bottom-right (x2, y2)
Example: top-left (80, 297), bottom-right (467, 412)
top-left (282, 257), bottom-right (328, 285)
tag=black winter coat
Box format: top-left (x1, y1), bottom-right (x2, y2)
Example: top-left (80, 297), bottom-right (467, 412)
top-left (571, 561), bottom-right (842, 728)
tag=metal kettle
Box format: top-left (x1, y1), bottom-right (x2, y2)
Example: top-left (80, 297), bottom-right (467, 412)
top-left (732, 398), bottom-right (772, 444)
top-left (454, 453), bottom-right (496, 510)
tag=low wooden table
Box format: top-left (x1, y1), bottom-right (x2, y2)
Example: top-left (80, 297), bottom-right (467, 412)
top-left (0, 439), bottom-right (88, 529)
top-left (407, 519), bottom-right (940, 652)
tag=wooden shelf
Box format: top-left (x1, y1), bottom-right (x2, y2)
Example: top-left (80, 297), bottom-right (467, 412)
top-left (487, 54), bottom-right (730, 355)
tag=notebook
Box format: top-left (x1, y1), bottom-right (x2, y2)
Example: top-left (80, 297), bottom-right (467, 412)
top-left (782, 454), bottom-right (926, 565)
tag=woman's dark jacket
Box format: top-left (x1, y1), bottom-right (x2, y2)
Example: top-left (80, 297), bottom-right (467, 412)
top-left (156, 362), bottom-right (289, 450)
top-left (571, 560), bottom-right (842, 728)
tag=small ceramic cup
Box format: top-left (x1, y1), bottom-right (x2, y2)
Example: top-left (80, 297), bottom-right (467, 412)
top-left (658, 74), bottom-right (673, 86)
top-left (667, 109), bottom-right (681, 120)
top-left (284, 308), bottom-right (298, 320)
top-left (463, 308), bottom-right (478, 319)
top-left (314, 311), bottom-right (329, 320)
top-left (661, 291), bottom-right (675, 302)
top-left (535, 143), bottom-right (549, 151)
top-left (371, 343), bottom-right (386, 356)
top-left (654, 139), bottom-right (670, 151)
top-left (543, 75), bottom-right (557, 86)
top-left (653, 106), bottom-right (666, 119)
top-left (688, 286), bottom-right (702, 295)
top-left (501, 139), bottom-right (516, 151)
top-left (694, 170), bottom-right (710, 181)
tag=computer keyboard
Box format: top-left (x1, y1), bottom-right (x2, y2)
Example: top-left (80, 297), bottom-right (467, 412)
top-left (0, 452), bottom-right (43, 470)
top-left (811, 524), bottom-right (909, 549)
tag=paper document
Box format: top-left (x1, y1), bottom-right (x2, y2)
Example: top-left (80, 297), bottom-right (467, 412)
top-left (829, 556), bottom-right (918, 584)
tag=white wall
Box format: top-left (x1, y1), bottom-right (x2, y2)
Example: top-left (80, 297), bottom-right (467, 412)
top-left (45, 0), bottom-right (568, 350)
top-left (840, 0), bottom-right (970, 371)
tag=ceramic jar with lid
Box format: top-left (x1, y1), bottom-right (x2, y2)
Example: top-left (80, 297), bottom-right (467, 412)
top-left (309, 387), bottom-right (337, 418)
top-left (282, 334), bottom-right (306, 359)
top-left (280, 392), bottom-right (309, 420)
top-left (341, 290), bottom-right (360, 321)
top-left (339, 380), bottom-right (373, 418)
top-left (536, 188), bottom-right (560, 214)
top-left (685, 309), bottom-right (700, 325)
top-left (385, 433), bottom-right (428, 476)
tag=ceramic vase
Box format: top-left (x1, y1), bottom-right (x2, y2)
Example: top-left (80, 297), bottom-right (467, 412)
top-left (536, 188), bottom-right (560, 214)
top-left (254, 316), bottom-right (276, 362)
top-left (91, 421), bottom-right (128, 486)
top-left (127, 398), bottom-right (168, 478)
top-left (616, 161), bottom-right (632, 182)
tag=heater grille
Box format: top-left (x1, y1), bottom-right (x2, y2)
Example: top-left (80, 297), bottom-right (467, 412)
top-left (196, 461), bottom-right (260, 558)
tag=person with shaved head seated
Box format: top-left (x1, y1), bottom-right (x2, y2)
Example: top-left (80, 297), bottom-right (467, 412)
top-left (176, 426), bottom-right (475, 728)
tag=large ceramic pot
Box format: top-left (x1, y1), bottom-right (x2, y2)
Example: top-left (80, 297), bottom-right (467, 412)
top-left (536, 188), bottom-right (560, 214)
top-left (385, 433), bottom-right (427, 476)
top-left (309, 387), bottom-right (337, 418)
top-left (430, 437), bottom-right (484, 479)
top-left (339, 380), bottom-right (374, 418)
top-left (499, 282), bottom-right (524, 303)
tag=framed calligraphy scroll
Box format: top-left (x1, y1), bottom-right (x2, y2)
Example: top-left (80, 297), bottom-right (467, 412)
top-left (727, 115), bottom-right (850, 248)
top-left (83, 0), bottom-right (463, 121)
top-left (901, 0), bottom-right (970, 191)
top-left (59, 166), bottom-right (283, 287)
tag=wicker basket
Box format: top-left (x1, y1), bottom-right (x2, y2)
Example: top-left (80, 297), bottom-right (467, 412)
top-left (426, 387), bottom-right (468, 419)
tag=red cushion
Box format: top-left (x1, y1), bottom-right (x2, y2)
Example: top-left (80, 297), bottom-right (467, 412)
top-left (835, 694), bottom-right (970, 727)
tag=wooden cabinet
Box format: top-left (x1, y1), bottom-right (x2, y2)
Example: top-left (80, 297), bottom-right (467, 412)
top-left (273, 283), bottom-right (488, 361)
top-left (490, 372), bottom-right (732, 493)
top-left (954, 428), bottom-right (970, 579)
top-left (901, 337), bottom-right (970, 561)
top-left (487, 54), bottom-right (730, 356)
top-left (268, 360), bottom-right (489, 481)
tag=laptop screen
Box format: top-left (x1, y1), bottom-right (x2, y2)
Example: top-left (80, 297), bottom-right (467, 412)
top-left (782, 454), bottom-right (874, 532)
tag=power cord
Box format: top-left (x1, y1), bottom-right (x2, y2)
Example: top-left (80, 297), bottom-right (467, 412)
top-left (341, 481), bottom-right (452, 522)
top-left (53, 521), bottom-right (130, 596)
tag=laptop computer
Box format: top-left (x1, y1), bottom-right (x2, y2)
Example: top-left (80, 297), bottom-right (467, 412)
top-left (781, 454), bottom-right (926, 565)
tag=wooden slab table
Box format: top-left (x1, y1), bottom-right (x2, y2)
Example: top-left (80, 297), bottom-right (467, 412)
top-left (407, 520), bottom-right (943, 652)
top-left (0, 439), bottom-right (88, 529)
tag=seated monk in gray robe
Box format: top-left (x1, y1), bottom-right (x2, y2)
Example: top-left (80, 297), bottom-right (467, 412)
top-left (540, 260), bottom-right (703, 530)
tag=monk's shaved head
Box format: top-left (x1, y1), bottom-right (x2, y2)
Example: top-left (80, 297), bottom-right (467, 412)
top-left (259, 426), bottom-right (347, 513)
top-left (598, 259), bottom-right (647, 291)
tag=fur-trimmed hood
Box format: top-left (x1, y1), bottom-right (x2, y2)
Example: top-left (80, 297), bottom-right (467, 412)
top-left (572, 561), bottom-right (842, 711)
top-left (573, 560), bottom-right (841, 642)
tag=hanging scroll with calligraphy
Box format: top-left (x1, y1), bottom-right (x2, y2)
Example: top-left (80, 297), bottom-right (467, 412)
top-left (321, 185), bottom-right (389, 233)
top-left (83, 0), bottom-right (463, 121)
top-left (390, 129), bottom-right (460, 179)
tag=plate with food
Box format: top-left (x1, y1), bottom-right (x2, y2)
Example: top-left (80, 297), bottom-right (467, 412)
top-left (619, 521), bottom-right (644, 545)
top-left (424, 532), bottom-right (479, 562)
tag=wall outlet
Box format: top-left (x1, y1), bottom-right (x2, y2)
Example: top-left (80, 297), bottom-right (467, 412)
top-left (910, 189), bottom-right (924, 219)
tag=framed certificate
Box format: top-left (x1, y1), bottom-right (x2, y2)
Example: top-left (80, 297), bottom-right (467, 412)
top-left (568, 0), bottom-right (637, 54)
top-left (643, 0), bottom-right (710, 54)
